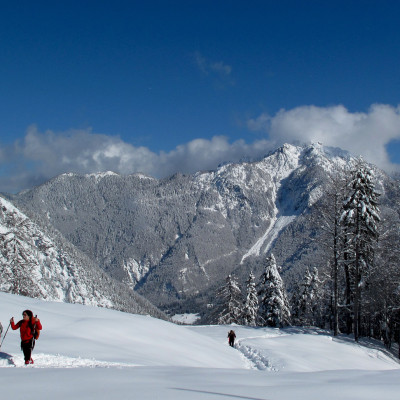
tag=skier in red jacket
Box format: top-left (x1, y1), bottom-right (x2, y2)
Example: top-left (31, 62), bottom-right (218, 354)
top-left (10, 309), bottom-right (42, 365)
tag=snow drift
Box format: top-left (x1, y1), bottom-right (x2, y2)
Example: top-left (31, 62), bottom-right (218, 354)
top-left (1, 292), bottom-right (400, 399)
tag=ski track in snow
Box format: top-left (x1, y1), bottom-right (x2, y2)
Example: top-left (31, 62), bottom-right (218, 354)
top-left (235, 341), bottom-right (275, 371)
top-left (0, 353), bottom-right (141, 369)
top-left (233, 331), bottom-right (287, 371)
top-left (1, 329), bottom-right (284, 371)
top-left (2, 348), bottom-right (273, 371)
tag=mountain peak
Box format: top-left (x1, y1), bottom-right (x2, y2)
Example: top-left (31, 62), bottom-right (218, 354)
top-left (9, 143), bottom-right (396, 316)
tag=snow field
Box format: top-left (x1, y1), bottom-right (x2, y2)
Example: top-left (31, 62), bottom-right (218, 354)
top-left (1, 292), bottom-right (400, 399)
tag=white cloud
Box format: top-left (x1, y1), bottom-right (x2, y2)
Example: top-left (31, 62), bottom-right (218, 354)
top-left (194, 52), bottom-right (234, 86)
top-left (157, 136), bottom-right (271, 177)
top-left (248, 104), bottom-right (400, 172)
top-left (0, 126), bottom-right (271, 193)
top-left (210, 61), bottom-right (232, 76)
top-left (17, 125), bottom-right (159, 175)
top-left (194, 52), bottom-right (232, 77)
top-left (1, 103), bottom-right (400, 193)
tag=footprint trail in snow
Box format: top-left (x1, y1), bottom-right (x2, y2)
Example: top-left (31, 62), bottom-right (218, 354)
top-left (0, 352), bottom-right (140, 368)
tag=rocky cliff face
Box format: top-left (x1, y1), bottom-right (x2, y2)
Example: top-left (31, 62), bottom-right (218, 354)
top-left (9, 143), bottom-right (400, 314)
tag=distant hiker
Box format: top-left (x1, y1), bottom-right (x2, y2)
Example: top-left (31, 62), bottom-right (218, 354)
top-left (228, 330), bottom-right (236, 347)
top-left (10, 310), bottom-right (42, 365)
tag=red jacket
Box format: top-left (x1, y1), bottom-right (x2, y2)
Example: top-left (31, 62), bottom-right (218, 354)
top-left (11, 318), bottom-right (42, 342)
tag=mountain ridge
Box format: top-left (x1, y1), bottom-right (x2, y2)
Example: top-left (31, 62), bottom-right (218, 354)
top-left (7, 143), bottom-right (398, 315)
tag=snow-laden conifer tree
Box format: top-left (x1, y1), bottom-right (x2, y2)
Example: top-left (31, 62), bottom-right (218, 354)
top-left (257, 254), bottom-right (291, 327)
top-left (340, 161), bottom-right (380, 341)
top-left (291, 267), bottom-right (322, 327)
top-left (243, 271), bottom-right (258, 326)
top-left (216, 274), bottom-right (243, 325)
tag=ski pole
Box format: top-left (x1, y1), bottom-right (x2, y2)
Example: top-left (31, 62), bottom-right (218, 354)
top-left (0, 322), bottom-right (11, 350)
top-left (31, 315), bottom-right (37, 350)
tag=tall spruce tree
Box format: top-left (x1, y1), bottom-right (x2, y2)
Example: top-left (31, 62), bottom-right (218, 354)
top-left (257, 254), bottom-right (291, 327)
top-left (340, 161), bottom-right (380, 341)
top-left (291, 267), bottom-right (321, 327)
top-left (243, 271), bottom-right (258, 326)
top-left (216, 274), bottom-right (243, 325)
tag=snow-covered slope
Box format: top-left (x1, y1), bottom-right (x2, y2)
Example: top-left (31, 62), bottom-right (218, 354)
top-left (0, 196), bottom-right (166, 319)
top-left (0, 292), bottom-right (242, 368)
top-left (1, 292), bottom-right (399, 399)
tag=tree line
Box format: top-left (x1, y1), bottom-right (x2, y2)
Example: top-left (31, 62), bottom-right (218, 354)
top-left (213, 160), bottom-right (400, 356)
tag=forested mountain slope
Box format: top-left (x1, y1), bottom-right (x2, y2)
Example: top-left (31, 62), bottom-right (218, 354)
top-left (9, 143), bottom-right (400, 315)
top-left (0, 195), bottom-right (167, 319)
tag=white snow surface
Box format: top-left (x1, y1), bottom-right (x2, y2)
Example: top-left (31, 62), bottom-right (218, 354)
top-left (241, 215), bottom-right (296, 263)
top-left (171, 313), bottom-right (201, 324)
top-left (1, 292), bottom-right (399, 399)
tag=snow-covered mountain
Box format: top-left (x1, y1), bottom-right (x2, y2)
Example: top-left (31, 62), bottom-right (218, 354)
top-left (7, 143), bottom-right (400, 315)
top-left (0, 292), bottom-right (399, 399)
top-left (0, 195), bottom-right (166, 319)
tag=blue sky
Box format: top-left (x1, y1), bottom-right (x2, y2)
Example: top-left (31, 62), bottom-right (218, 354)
top-left (1, 1), bottom-right (400, 192)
